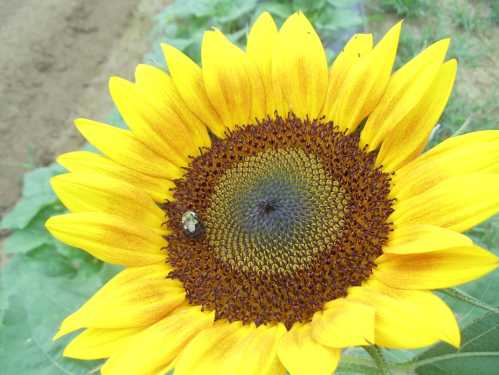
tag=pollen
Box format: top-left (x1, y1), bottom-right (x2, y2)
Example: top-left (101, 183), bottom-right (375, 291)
top-left (163, 114), bottom-right (394, 328)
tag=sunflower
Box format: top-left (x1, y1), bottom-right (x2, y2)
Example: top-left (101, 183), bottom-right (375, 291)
top-left (45, 11), bottom-right (499, 375)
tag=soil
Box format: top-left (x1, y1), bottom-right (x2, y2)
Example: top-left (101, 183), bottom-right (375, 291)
top-left (0, 0), bottom-right (170, 218)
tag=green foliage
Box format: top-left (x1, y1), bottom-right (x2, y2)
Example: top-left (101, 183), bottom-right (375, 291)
top-left (145, 0), bottom-right (364, 66)
top-left (1, 0), bottom-right (498, 374)
top-left (412, 312), bottom-right (499, 374)
top-left (0, 165), bottom-right (61, 230)
top-left (376, 0), bottom-right (430, 17)
top-left (452, 0), bottom-right (479, 32)
top-left (491, 1), bottom-right (499, 24)
top-left (0, 255), bottom-right (119, 374)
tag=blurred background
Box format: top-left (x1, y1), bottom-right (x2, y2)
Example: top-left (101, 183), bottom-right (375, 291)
top-left (0, 0), bottom-right (498, 373)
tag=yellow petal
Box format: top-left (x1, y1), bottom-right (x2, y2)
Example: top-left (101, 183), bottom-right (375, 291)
top-left (174, 321), bottom-right (253, 375)
top-left (45, 212), bottom-right (166, 267)
top-left (392, 130), bottom-right (499, 200)
top-left (375, 245), bottom-right (498, 289)
top-left (333, 21), bottom-right (402, 133)
top-left (57, 151), bottom-right (174, 203)
top-left (101, 306), bottom-right (214, 375)
top-left (54, 264), bottom-right (184, 339)
top-left (272, 12), bottom-right (328, 120)
top-left (109, 76), bottom-right (198, 165)
top-left (247, 12), bottom-right (282, 117)
top-left (220, 324), bottom-right (287, 375)
top-left (134, 64), bottom-right (211, 150)
top-left (75, 118), bottom-right (182, 179)
top-left (384, 224), bottom-right (472, 254)
top-left (377, 59), bottom-right (457, 171)
top-left (361, 38), bottom-right (450, 151)
top-left (390, 173), bottom-right (499, 232)
top-left (202, 30), bottom-right (254, 129)
top-left (162, 44), bottom-right (225, 137)
top-left (64, 327), bottom-right (142, 360)
top-left (51, 173), bottom-right (165, 231)
top-left (350, 280), bottom-right (460, 348)
top-left (322, 33), bottom-right (373, 121)
top-left (311, 298), bottom-right (375, 347)
top-left (277, 324), bottom-right (341, 375)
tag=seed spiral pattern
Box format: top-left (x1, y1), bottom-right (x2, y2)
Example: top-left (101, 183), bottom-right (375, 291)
top-left (163, 114), bottom-right (394, 327)
top-left (206, 148), bottom-right (349, 275)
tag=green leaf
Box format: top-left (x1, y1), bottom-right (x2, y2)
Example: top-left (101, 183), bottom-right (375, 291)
top-left (439, 288), bottom-right (499, 316)
top-left (0, 255), bottom-right (120, 375)
top-left (215, 0), bottom-right (257, 23)
top-left (409, 312), bottom-right (499, 374)
top-left (0, 165), bottom-right (63, 230)
top-left (3, 227), bottom-right (50, 254)
top-left (0, 194), bottom-right (56, 230)
top-left (2, 206), bottom-right (61, 254)
top-left (22, 166), bottom-right (62, 198)
top-left (258, 2), bottom-right (294, 19)
top-left (316, 8), bottom-right (363, 30)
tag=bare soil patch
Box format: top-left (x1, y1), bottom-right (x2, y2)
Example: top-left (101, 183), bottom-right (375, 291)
top-left (0, 0), bottom-right (170, 218)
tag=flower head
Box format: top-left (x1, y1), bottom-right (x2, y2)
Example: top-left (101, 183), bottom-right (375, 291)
top-left (46, 12), bottom-right (499, 375)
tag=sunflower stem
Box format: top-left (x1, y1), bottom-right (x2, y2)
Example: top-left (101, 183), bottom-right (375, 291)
top-left (337, 354), bottom-right (382, 375)
top-left (439, 288), bottom-right (499, 315)
top-left (363, 345), bottom-right (392, 375)
top-left (452, 115), bottom-right (473, 136)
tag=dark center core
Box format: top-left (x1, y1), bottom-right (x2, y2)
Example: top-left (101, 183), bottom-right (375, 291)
top-left (163, 114), bottom-right (393, 328)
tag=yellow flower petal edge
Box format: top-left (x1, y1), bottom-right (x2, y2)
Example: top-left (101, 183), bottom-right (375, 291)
top-left (391, 173), bottom-right (499, 232)
top-left (64, 327), bottom-right (142, 360)
top-left (218, 323), bottom-right (287, 375)
top-left (360, 38), bottom-right (450, 151)
top-left (101, 306), bottom-right (214, 375)
top-left (57, 151), bottom-right (175, 203)
top-left (384, 224), bottom-right (472, 254)
top-left (51, 172), bottom-right (166, 232)
top-left (54, 264), bottom-right (184, 339)
top-left (202, 30), bottom-right (255, 129)
top-left (277, 324), bottom-right (341, 375)
top-left (74, 118), bottom-right (182, 179)
top-left (46, 212), bottom-right (166, 267)
top-left (375, 245), bottom-right (498, 290)
top-left (332, 21), bottom-right (401, 132)
top-left (392, 130), bottom-right (499, 200)
top-left (311, 298), bottom-right (375, 347)
top-left (109, 76), bottom-right (197, 166)
top-left (322, 33), bottom-right (373, 121)
top-left (350, 280), bottom-right (460, 349)
top-left (272, 12), bottom-right (328, 120)
top-left (173, 321), bottom-right (254, 375)
top-left (134, 63), bottom-right (211, 150)
top-left (247, 12), bottom-right (281, 117)
top-left (376, 59), bottom-right (457, 171)
top-left (161, 43), bottom-right (225, 137)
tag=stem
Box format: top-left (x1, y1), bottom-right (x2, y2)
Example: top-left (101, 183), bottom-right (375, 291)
top-left (452, 115), bottom-right (472, 136)
top-left (338, 354), bottom-right (382, 375)
top-left (363, 345), bottom-right (392, 375)
top-left (439, 288), bottom-right (499, 315)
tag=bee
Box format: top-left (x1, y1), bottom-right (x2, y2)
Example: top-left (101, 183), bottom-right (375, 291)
top-left (181, 210), bottom-right (204, 238)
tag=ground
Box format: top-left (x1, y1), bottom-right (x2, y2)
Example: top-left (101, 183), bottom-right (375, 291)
top-left (0, 0), bottom-right (170, 218)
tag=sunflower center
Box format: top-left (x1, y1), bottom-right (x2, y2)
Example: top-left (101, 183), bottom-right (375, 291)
top-left (163, 114), bottom-right (394, 328)
top-left (205, 147), bottom-right (349, 275)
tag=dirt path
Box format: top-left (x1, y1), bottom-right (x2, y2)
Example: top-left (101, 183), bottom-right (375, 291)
top-left (0, 0), bottom-right (169, 217)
